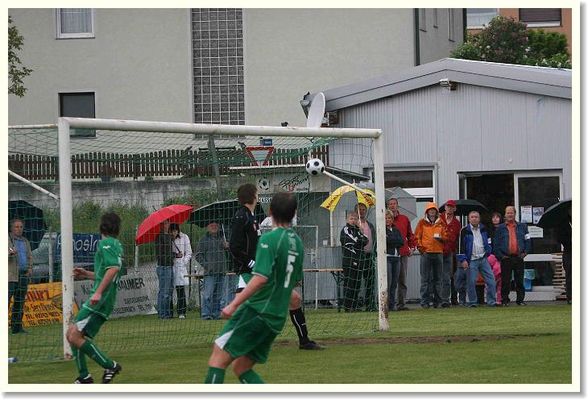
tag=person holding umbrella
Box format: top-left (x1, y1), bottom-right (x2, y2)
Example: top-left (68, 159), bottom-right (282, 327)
top-left (439, 200), bottom-right (461, 308)
top-left (156, 220), bottom-right (175, 319)
top-left (8, 218), bottom-right (33, 334)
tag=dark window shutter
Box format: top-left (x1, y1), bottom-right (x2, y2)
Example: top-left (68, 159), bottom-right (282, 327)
top-left (519, 8), bottom-right (561, 23)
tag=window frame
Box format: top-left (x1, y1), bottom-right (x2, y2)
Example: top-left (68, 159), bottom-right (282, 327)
top-left (55, 8), bottom-right (95, 39)
top-left (519, 8), bottom-right (562, 28)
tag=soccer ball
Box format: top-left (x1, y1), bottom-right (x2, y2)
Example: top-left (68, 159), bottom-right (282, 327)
top-left (305, 158), bottom-right (325, 176)
top-left (258, 177), bottom-right (270, 191)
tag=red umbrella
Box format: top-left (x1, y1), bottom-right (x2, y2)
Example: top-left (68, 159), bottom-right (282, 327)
top-left (135, 204), bottom-right (193, 245)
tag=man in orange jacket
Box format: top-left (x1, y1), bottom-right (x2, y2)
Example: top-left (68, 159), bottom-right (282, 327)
top-left (415, 202), bottom-right (446, 309)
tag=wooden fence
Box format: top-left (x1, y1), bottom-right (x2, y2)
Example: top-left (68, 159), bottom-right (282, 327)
top-left (8, 145), bottom-right (329, 182)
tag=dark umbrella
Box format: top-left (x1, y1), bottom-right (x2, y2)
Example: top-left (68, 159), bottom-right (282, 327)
top-left (439, 199), bottom-right (488, 251)
top-left (189, 199), bottom-right (266, 228)
top-left (439, 199), bottom-right (488, 217)
top-left (537, 199), bottom-right (572, 229)
top-left (8, 200), bottom-right (46, 251)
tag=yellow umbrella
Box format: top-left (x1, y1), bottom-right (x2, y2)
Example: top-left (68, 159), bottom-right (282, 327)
top-left (320, 185), bottom-right (375, 212)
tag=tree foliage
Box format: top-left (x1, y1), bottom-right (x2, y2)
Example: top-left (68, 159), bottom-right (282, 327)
top-left (452, 16), bottom-right (571, 69)
top-left (8, 15), bottom-right (33, 97)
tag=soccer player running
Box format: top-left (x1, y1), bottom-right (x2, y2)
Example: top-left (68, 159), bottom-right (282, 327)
top-left (229, 183), bottom-right (322, 350)
top-left (66, 212), bottom-right (124, 384)
top-left (205, 192), bottom-right (304, 384)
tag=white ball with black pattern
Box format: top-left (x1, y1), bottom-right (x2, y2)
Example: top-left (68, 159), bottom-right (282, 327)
top-left (305, 158), bottom-right (325, 176)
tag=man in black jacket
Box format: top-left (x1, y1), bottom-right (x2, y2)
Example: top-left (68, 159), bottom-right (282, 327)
top-left (229, 183), bottom-right (323, 350)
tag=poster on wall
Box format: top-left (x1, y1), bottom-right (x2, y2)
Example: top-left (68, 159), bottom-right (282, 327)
top-left (520, 205), bottom-right (533, 224)
top-left (532, 207), bottom-right (544, 224)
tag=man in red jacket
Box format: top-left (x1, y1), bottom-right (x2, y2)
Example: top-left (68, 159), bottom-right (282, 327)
top-left (440, 200), bottom-right (461, 308)
top-left (387, 198), bottom-right (416, 311)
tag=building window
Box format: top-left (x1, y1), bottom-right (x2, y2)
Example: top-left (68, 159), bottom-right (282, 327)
top-left (419, 9), bottom-right (427, 31)
top-left (59, 92), bottom-right (96, 137)
top-left (448, 9), bottom-right (456, 41)
top-left (433, 9), bottom-right (438, 28)
top-left (192, 8), bottom-right (245, 130)
top-left (56, 9), bottom-right (94, 39)
top-left (466, 8), bottom-right (498, 29)
top-left (519, 8), bottom-right (562, 27)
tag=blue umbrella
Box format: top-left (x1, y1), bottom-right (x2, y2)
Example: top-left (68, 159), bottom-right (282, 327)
top-left (8, 200), bottom-right (46, 250)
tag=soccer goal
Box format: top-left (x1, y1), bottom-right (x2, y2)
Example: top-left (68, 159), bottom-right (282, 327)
top-left (8, 117), bottom-right (388, 362)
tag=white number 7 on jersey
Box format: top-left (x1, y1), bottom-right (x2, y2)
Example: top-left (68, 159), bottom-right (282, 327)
top-left (284, 254), bottom-right (296, 288)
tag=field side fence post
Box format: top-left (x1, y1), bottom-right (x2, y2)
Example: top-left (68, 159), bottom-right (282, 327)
top-left (58, 118), bottom-right (75, 359)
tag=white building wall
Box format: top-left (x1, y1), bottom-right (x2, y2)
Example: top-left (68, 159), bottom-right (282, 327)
top-left (419, 9), bottom-right (465, 64)
top-left (8, 9), bottom-right (193, 125)
top-left (242, 8), bottom-right (416, 127)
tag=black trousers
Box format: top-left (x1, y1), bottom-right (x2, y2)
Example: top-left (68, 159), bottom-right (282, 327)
top-left (500, 256), bottom-right (525, 304)
top-left (360, 253), bottom-right (376, 311)
top-left (175, 286), bottom-right (187, 316)
top-left (563, 251), bottom-right (572, 302)
top-left (343, 260), bottom-right (361, 311)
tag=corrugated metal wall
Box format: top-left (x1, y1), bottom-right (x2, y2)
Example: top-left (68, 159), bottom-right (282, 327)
top-left (338, 83), bottom-right (572, 203)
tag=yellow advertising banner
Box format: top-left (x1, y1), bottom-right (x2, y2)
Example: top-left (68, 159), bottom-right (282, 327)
top-left (9, 282), bottom-right (79, 327)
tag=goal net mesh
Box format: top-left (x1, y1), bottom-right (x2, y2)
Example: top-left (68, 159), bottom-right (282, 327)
top-left (8, 124), bottom-right (380, 362)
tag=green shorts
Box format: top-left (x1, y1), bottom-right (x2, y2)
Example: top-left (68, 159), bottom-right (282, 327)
top-left (215, 305), bottom-right (277, 364)
top-left (74, 307), bottom-right (107, 339)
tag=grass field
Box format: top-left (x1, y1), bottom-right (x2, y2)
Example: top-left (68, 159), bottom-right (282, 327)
top-left (8, 302), bottom-right (572, 385)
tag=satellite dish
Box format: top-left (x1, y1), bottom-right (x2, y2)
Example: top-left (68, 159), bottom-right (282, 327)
top-left (306, 92), bottom-right (326, 128)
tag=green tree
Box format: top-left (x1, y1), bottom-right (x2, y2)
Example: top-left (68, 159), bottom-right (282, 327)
top-left (452, 16), bottom-right (571, 69)
top-left (8, 15), bottom-right (33, 97)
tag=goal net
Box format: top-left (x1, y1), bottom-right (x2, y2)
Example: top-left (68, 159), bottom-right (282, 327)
top-left (8, 118), bottom-right (387, 362)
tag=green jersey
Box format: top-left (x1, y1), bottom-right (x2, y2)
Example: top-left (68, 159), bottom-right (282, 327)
top-left (82, 236), bottom-right (123, 319)
top-left (246, 227), bottom-right (304, 333)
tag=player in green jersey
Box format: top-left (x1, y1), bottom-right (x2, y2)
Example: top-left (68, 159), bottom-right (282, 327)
top-left (66, 212), bottom-right (124, 384)
top-left (205, 192), bottom-right (304, 384)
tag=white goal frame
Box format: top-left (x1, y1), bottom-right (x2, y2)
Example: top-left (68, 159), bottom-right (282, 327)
top-left (57, 117), bottom-right (389, 358)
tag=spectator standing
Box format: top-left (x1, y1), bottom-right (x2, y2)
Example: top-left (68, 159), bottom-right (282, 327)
top-left (197, 221), bottom-right (229, 320)
top-left (487, 212), bottom-right (503, 304)
top-left (493, 206), bottom-right (531, 306)
top-left (387, 198), bottom-right (416, 311)
top-left (555, 209), bottom-right (572, 304)
top-left (414, 202), bottom-right (446, 309)
top-left (440, 200), bottom-right (461, 308)
top-left (170, 223), bottom-right (192, 319)
top-left (340, 210), bottom-right (368, 312)
top-left (457, 211), bottom-right (497, 307)
top-left (155, 220), bottom-right (175, 319)
top-left (8, 218), bottom-right (33, 334)
top-left (385, 210), bottom-right (404, 311)
top-left (355, 203), bottom-right (377, 311)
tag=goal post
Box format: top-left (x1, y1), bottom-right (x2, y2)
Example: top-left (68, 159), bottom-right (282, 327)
top-left (9, 117), bottom-right (389, 358)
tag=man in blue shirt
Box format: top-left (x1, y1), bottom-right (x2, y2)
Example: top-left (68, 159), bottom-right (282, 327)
top-left (8, 218), bottom-right (33, 334)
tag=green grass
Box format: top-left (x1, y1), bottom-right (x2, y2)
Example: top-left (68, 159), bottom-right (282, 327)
top-left (8, 303), bottom-right (572, 384)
